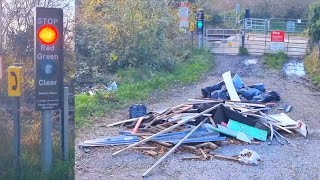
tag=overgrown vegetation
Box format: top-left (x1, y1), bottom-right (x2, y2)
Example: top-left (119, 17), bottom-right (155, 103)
top-left (305, 2), bottom-right (320, 86)
top-left (308, 1), bottom-right (320, 44)
top-left (202, 0), bottom-right (316, 21)
top-left (0, 117), bottom-right (74, 179)
top-left (76, 0), bottom-right (188, 85)
top-left (75, 49), bottom-right (213, 126)
top-left (239, 47), bottom-right (249, 56)
top-left (264, 52), bottom-right (287, 70)
top-left (305, 47), bottom-right (320, 85)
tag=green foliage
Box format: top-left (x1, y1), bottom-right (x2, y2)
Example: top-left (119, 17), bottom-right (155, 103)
top-left (264, 52), bottom-right (287, 70)
top-left (1, 157), bottom-right (74, 180)
top-left (308, 1), bottom-right (320, 44)
top-left (0, 120), bottom-right (74, 180)
top-left (76, 0), bottom-right (181, 85)
top-left (304, 47), bottom-right (320, 85)
top-left (239, 47), bottom-right (249, 56)
top-left (75, 49), bottom-right (213, 126)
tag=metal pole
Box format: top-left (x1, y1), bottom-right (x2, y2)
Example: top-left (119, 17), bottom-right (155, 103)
top-left (142, 119), bottom-right (206, 177)
top-left (62, 87), bottom-right (69, 161)
top-left (13, 96), bottom-right (21, 170)
top-left (265, 30), bottom-right (267, 53)
top-left (287, 33), bottom-right (290, 55)
top-left (191, 32), bottom-right (193, 50)
top-left (41, 110), bottom-right (52, 173)
top-left (198, 34), bottom-right (202, 48)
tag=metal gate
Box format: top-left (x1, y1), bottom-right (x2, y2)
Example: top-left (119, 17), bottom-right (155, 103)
top-left (245, 18), bottom-right (267, 32)
top-left (244, 31), bottom-right (309, 56)
top-left (205, 29), bottom-right (241, 55)
top-left (205, 18), bottom-right (309, 56)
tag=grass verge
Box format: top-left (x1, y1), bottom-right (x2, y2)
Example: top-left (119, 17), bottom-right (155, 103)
top-left (304, 47), bottom-right (320, 85)
top-left (75, 49), bottom-right (214, 126)
top-left (263, 52), bottom-right (287, 70)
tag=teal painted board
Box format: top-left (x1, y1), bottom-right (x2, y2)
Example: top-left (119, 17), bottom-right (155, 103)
top-left (204, 123), bottom-right (253, 141)
top-left (204, 123), bottom-right (237, 137)
top-left (227, 120), bottom-right (268, 141)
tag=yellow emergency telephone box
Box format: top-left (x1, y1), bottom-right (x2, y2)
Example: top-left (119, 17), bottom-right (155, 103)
top-left (8, 66), bottom-right (22, 96)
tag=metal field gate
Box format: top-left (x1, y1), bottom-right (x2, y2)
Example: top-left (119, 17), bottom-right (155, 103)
top-left (244, 31), bottom-right (309, 56)
top-left (205, 29), bottom-right (241, 55)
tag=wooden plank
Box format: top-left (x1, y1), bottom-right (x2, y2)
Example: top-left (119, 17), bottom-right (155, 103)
top-left (107, 115), bottom-right (149, 127)
top-left (225, 101), bottom-right (266, 108)
top-left (214, 154), bottom-right (239, 162)
top-left (145, 150), bottom-right (158, 157)
top-left (133, 146), bottom-right (157, 150)
top-left (199, 148), bottom-right (208, 159)
top-left (209, 117), bottom-right (216, 127)
top-left (245, 113), bottom-right (293, 134)
top-left (222, 71), bottom-right (241, 101)
top-left (132, 117), bottom-right (144, 134)
top-left (227, 120), bottom-right (268, 141)
top-left (182, 156), bottom-right (202, 160)
top-left (195, 142), bottom-right (218, 150)
top-left (268, 113), bottom-right (297, 127)
top-left (181, 145), bottom-right (197, 151)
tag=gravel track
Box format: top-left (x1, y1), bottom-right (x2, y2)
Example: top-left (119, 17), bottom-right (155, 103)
top-left (75, 55), bottom-right (320, 180)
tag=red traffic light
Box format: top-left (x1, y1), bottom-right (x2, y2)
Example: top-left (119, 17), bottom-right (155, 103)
top-left (38, 25), bottom-right (58, 45)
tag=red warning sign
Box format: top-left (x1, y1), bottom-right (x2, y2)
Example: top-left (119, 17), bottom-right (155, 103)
top-left (271, 30), bottom-right (285, 42)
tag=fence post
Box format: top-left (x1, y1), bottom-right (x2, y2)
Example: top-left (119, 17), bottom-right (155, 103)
top-left (61, 87), bottom-right (69, 161)
top-left (41, 110), bottom-right (52, 173)
top-left (13, 96), bottom-right (21, 171)
top-left (287, 33), bottom-right (290, 55)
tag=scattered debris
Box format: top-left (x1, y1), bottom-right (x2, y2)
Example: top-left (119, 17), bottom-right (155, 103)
top-left (79, 71), bottom-right (308, 177)
top-left (238, 149), bottom-right (261, 165)
top-left (243, 59), bottom-right (258, 66)
top-left (81, 81), bottom-right (118, 95)
top-left (214, 149), bottom-right (261, 165)
top-left (284, 105), bottom-right (292, 113)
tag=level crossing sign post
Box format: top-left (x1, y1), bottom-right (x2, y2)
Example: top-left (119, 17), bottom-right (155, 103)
top-left (34, 7), bottom-right (64, 173)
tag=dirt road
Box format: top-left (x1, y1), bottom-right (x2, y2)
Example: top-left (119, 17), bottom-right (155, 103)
top-left (75, 55), bottom-right (320, 180)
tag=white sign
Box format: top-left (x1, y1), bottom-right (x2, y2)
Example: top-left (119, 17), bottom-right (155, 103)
top-left (270, 42), bottom-right (285, 52)
top-left (179, 2), bottom-right (189, 28)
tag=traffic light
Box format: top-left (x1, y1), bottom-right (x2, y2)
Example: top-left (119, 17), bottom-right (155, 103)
top-left (196, 10), bottom-right (204, 34)
top-left (35, 8), bottom-right (63, 111)
top-left (38, 25), bottom-right (58, 44)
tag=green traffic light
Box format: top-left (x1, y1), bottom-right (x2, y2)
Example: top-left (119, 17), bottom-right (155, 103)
top-left (197, 21), bottom-right (203, 27)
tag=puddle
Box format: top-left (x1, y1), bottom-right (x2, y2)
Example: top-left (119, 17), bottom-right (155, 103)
top-left (283, 61), bottom-right (306, 76)
top-left (243, 59), bottom-right (257, 66)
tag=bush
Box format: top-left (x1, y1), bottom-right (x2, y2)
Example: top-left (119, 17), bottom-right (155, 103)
top-left (308, 2), bottom-right (320, 44)
top-left (239, 47), bottom-right (249, 56)
top-left (304, 46), bottom-right (320, 85)
top-left (264, 52), bottom-right (287, 70)
top-left (76, 0), bottom-right (181, 86)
